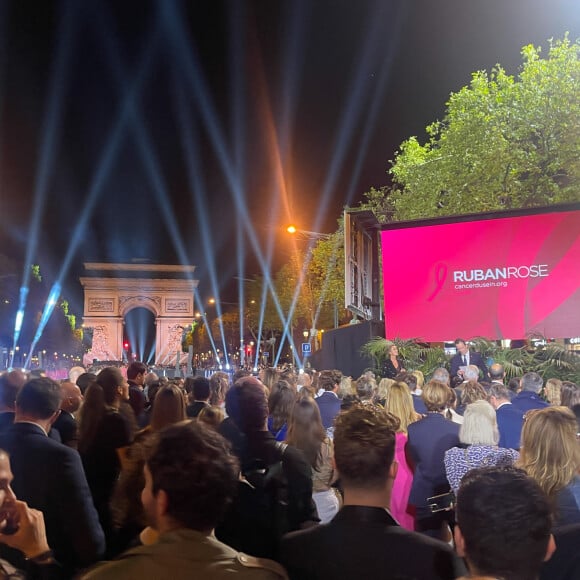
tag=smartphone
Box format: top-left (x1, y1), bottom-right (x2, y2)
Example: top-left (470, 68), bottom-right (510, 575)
top-left (427, 491), bottom-right (455, 513)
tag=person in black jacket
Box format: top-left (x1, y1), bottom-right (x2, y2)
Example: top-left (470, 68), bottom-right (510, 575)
top-left (217, 376), bottom-right (318, 560)
top-left (280, 404), bottom-right (464, 580)
top-left (455, 466), bottom-right (555, 580)
top-left (382, 344), bottom-right (406, 379)
top-left (0, 378), bottom-right (104, 576)
top-left (449, 339), bottom-right (489, 382)
top-left (0, 449), bottom-right (63, 579)
top-left (185, 377), bottom-right (210, 418)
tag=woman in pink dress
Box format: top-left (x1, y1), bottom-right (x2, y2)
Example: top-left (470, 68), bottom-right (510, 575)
top-left (383, 381), bottom-right (421, 530)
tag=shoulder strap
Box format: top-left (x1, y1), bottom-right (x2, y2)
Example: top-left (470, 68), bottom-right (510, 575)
top-left (237, 553), bottom-right (289, 579)
top-left (275, 441), bottom-right (288, 456)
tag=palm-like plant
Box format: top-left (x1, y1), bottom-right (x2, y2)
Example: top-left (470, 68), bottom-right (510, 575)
top-left (361, 335), bottom-right (580, 383)
top-left (360, 337), bottom-right (448, 378)
top-left (531, 343), bottom-right (580, 382)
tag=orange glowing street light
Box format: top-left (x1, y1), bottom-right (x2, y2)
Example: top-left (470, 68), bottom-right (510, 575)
top-left (285, 225), bottom-right (331, 240)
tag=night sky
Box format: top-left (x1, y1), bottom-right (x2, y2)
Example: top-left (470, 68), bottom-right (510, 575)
top-left (0, 0), bottom-right (578, 313)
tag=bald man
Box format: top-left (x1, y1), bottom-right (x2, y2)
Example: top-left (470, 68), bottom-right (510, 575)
top-left (53, 381), bottom-right (83, 449)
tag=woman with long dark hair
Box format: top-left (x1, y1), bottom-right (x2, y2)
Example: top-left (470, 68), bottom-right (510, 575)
top-left (286, 398), bottom-right (339, 523)
top-left (268, 380), bottom-right (295, 441)
top-left (112, 384), bottom-right (187, 551)
top-left (78, 367), bottom-right (133, 553)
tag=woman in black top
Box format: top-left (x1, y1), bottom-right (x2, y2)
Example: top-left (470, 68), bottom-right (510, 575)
top-left (78, 367), bottom-right (133, 555)
top-left (382, 344), bottom-right (406, 379)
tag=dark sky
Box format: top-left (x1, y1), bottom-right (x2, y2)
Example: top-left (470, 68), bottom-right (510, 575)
top-left (0, 0), bottom-right (578, 313)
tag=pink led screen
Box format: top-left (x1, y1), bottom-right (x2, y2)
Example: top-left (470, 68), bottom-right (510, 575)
top-left (381, 207), bottom-right (580, 341)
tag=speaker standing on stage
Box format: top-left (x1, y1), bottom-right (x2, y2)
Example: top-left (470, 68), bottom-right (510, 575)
top-left (449, 339), bottom-right (489, 382)
top-left (382, 344), bottom-right (407, 379)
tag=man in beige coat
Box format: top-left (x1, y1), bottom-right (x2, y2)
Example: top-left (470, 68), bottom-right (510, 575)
top-left (81, 421), bottom-right (287, 579)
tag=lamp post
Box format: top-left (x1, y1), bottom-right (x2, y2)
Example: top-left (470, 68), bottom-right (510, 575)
top-left (286, 225), bottom-right (338, 330)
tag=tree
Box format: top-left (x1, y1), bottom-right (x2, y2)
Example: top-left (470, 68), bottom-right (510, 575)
top-left (308, 229), bottom-right (348, 327)
top-left (241, 234), bottom-right (349, 359)
top-left (358, 186), bottom-right (397, 224)
top-left (386, 36), bottom-right (580, 221)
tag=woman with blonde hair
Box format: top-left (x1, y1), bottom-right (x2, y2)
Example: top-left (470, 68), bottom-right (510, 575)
top-left (382, 343), bottom-right (406, 379)
top-left (456, 381), bottom-right (488, 416)
top-left (444, 400), bottom-right (519, 493)
top-left (544, 378), bottom-right (562, 406)
top-left (198, 405), bottom-right (225, 430)
top-left (259, 367), bottom-right (280, 394)
top-left (411, 370), bottom-right (425, 391)
top-left (518, 406), bottom-right (580, 526)
top-left (384, 381), bottom-right (420, 530)
top-left (375, 377), bottom-right (394, 407)
top-left (338, 375), bottom-right (355, 399)
top-left (209, 371), bottom-right (230, 408)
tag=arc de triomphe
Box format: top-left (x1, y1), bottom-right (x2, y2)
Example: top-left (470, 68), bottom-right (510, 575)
top-left (80, 263), bottom-right (198, 366)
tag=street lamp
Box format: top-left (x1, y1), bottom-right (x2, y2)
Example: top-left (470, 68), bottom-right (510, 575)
top-left (286, 225), bottom-right (331, 240)
top-left (286, 225), bottom-right (338, 329)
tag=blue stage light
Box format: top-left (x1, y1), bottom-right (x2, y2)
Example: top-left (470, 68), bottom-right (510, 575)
top-left (25, 283), bottom-right (61, 369)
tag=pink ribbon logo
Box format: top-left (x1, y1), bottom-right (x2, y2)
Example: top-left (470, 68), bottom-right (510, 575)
top-left (427, 263), bottom-right (448, 302)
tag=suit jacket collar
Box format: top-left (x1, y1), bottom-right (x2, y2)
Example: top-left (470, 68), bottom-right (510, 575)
top-left (10, 421), bottom-right (48, 437)
top-left (516, 391), bottom-right (542, 401)
top-left (332, 505), bottom-right (398, 527)
top-left (423, 412), bottom-right (446, 421)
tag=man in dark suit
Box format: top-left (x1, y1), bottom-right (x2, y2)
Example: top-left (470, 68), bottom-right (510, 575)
top-left (186, 376), bottom-right (210, 418)
top-left (52, 380), bottom-right (83, 449)
top-left (126, 361), bottom-right (147, 426)
top-left (280, 405), bottom-right (464, 580)
top-left (488, 384), bottom-right (524, 449)
top-left (397, 372), bottom-right (427, 414)
top-left (450, 339), bottom-right (489, 381)
top-left (0, 370), bottom-right (26, 433)
top-left (0, 377), bottom-right (105, 575)
top-left (315, 370), bottom-right (342, 431)
top-left (511, 372), bottom-right (549, 413)
top-left (407, 381), bottom-right (460, 537)
top-left (455, 466), bottom-right (555, 580)
top-left (541, 523), bottom-right (580, 580)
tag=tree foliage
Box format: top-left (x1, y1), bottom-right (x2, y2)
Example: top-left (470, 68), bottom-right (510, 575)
top-left (241, 230), bottom-right (349, 349)
top-left (387, 36), bottom-right (580, 220)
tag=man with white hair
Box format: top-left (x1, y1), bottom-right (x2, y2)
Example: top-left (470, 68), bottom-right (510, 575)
top-left (488, 384), bottom-right (524, 450)
top-left (511, 372), bottom-right (549, 413)
top-left (463, 366), bottom-right (480, 383)
top-left (53, 381), bottom-right (83, 449)
top-left (431, 368), bottom-right (450, 386)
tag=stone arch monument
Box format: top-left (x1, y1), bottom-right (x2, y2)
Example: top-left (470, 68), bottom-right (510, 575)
top-left (80, 263), bottom-right (198, 366)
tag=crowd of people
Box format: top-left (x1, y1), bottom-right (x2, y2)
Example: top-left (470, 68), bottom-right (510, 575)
top-left (0, 337), bottom-right (577, 579)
